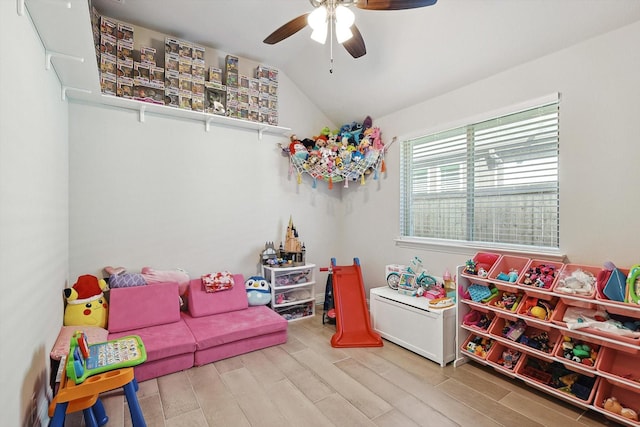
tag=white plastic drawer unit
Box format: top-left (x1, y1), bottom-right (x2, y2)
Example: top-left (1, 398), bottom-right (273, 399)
top-left (370, 286), bottom-right (456, 366)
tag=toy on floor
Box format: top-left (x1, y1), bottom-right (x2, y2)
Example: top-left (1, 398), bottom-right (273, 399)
top-left (245, 276), bottom-right (271, 306)
top-left (64, 275), bottom-right (109, 328)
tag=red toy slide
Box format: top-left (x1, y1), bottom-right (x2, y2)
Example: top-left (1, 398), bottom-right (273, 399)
top-left (326, 258), bottom-right (383, 348)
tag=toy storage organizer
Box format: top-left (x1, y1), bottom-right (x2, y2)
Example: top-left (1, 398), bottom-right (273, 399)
top-left (262, 264), bottom-right (316, 321)
top-left (456, 253), bottom-right (640, 426)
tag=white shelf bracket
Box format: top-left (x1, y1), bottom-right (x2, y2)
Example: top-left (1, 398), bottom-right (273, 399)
top-left (258, 126), bottom-right (267, 140)
top-left (45, 50), bottom-right (84, 70)
top-left (17, 0), bottom-right (24, 15)
top-left (205, 118), bottom-right (212, 132)
top-left (61, 86), bottom-right (91, 101)
top-left (138, 105), bottom-right (146, 123)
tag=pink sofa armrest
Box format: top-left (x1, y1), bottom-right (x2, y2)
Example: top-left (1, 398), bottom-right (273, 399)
top-left (108, 282), bottom-right (181, 333)
top-left (187, 274), bottom-right (248, 317)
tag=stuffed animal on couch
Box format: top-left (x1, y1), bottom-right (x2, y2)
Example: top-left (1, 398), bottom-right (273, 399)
top-left (245, 276), bottom-right (271, 306)
top-left (63, 274), bottom-right (109, 328)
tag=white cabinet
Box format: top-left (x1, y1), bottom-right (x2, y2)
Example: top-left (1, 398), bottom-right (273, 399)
top-left (370, 286), bottom-right (456, 367)
top-left (262, 264), bottom-right (316, 322)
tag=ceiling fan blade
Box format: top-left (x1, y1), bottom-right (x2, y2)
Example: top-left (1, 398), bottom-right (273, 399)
top-left (356, 0), bottom-right (437, 11)
top-left (342, 24), bottom-right (366, 59)
top-left (263, 13), bottom-right (311, 44)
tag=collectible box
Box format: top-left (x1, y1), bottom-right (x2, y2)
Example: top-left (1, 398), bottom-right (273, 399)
top-left (192, 94), bottom-right (204, 112)
top-left (150, 66), bottom-right (164, 85)
top-left (117, 40), bottom-right (134, 62)
top-left (134, 62), bottom-right (150, 83)
top-left (259, 93), bottom-right (270, 109)
top-left (268, 67), bottom-right (279, 82)
top-left (101, 73), bottom-right (116, 95)
top-left (165, 87), bottom-right (179, 107)
top-left (256, 65), bottom-right (268, 80)
top-left (226, 87), bottom-right (238, 103)
top-left (225, 55), bottom-right (238, 74)
top-left (165, 54), bottom-right (179, 73)
top-left (133, 81), bottom-right (164, 105)
top-left (100, 33), bottom-right (117, 59)
top-left (192, 64), bottom-right (205, 82)
top-left (238, 91), bottom-right (249, 104)
top-left (192, 45), bottom-right (205, 64)
top-left (179, 40), bottom-right (193, 60)
top-left (204, 84), bottom-right (227, 115)
top-left (91, 6), bottom-right (100, 34)
top-left (192, 80), bottom-right (204, 96)
top-left (269, 81), bottom-right (278, 96)
top-left (117, 59), bottom-right (134, 80)
top-left (179, 75), bottom-right (192, 93)
top-left (258, 78), bottom-right (270, 94)
top-left (117, 22), bottom-right (134, 42)
top-left (249, 78), bottom-right (259, 92)
top-left (268, 110), bottom-right (279, 126)
top-left (165, 70), bottom-right (179, 90)
top-left (269, 95), bottom-right (278, 111)
top-left (100, 54), bottom-right (117, 77)
top-left (249, 93), bottom-right (259, 106)
top-left (239, 75), bottom-right (250, 91)
top-left (249, 107), bottom-right (259, 122)
top-left (208, 67), bottom-right (222, 83)
top-left (140, 47), bottom-right (156, 66)
top-left (117, 77), bottom-right (133, 98)
top-left (178, 58), bottom-right (192, 77)
top-left (226, 102), bottom-right (238, 118)
top-left (238, 103), bottom-right (249, 120)
top-left (179, 92), bottom-right (192, 110)
top-left (258, 107), bottom-right (269, 123)
top-left (165, 37), bottom-right (179, 56)
top-left (100, 16), bottom-right (116, 37)
top-left (225, 71), bottom-right (238, 88)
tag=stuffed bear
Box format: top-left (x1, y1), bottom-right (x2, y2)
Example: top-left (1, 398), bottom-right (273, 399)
top-left (245, 276), bottom-right (271, 306)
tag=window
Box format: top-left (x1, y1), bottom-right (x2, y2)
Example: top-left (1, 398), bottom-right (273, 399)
top-left (400, 98), bottom-right (559, 249)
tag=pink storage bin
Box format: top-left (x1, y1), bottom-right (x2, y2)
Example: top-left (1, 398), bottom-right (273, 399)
top-left (461, 333), bottom-right (494, 360)
top-left (462, 252), bottom-right (501, 277)
top-left (554, 335), bottom-right (601, 372)
top-left (517, 294), bottom-right (559, 325)
top-left (596, 347), bottom-right (640, 388)
top-left (517, 355), bottom-right (600, 405)
top-left (462, 309), bottom-right (495, 333)
top-left (487, 255), bottom-right (530, 285)
top-left (488, 316), bottom-right (560, 358)
top-left (518, 259), bottom-right (564, 292)
top-left (553, 263), bottom-right (601, 300)
top-left (486, 342), bottom-right (522, 373)
top-left (594, 379), bottom-right (640, 425)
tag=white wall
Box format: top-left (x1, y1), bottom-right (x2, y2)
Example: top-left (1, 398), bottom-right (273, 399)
top-left (68, 69), bottom-right (342, 285)
top-left (344, 21), bottom-right (640, 291)
top-left (0, 3), bottom-right (69, 426)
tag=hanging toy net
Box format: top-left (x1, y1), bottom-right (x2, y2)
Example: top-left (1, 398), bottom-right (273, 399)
top-left (285, 121), bottom-right (394, 189)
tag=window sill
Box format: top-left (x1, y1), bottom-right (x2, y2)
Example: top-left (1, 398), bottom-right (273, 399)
top-left (394, 237), bottom-right (567, 263)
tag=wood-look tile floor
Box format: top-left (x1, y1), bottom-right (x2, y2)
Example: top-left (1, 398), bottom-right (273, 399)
top-left (62, 313), bottom-right (623, 426)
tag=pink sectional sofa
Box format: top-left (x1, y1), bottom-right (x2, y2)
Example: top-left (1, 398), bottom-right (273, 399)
top-left (107, 274), bottom-right (288, 382)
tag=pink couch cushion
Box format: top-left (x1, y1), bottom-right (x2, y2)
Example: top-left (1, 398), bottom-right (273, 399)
top-left (109, 319), bottom-right (196, 362)
top-left (182, 305), bottom-right (287, 350)
top-left (108, 282), bottom-right (181, 333)
top-left (187, 274), bottom-right (248, 317)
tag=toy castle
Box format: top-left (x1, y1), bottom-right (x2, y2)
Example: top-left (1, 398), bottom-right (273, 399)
top-left (280, 216), bottom-right (305, 266)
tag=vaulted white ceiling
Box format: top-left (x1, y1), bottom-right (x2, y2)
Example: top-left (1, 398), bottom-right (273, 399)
top-left (92, 0), bottom-right (640, 125)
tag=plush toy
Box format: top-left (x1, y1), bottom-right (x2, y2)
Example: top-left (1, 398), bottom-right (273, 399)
top-left (64, 275), bottom-right (109, 328)
top-left (245, 276), bottom-right (271, 306)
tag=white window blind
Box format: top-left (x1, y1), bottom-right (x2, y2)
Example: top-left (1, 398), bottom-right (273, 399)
top-left (400, 99), bottom-right (559, 248)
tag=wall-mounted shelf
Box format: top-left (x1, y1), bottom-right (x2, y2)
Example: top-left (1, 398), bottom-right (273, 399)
top-left (23, 0), bottom-right (291, 139)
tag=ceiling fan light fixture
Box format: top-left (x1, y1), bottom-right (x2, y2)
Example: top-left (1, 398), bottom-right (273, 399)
top-left (308, 5), bottom-right (327, 30)
top-left (335, 5), bottom-right (355, 28)
top-left (335, 24), bottom-right (353, 43)
top-left (310, 25), bottom-right (328, 44)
